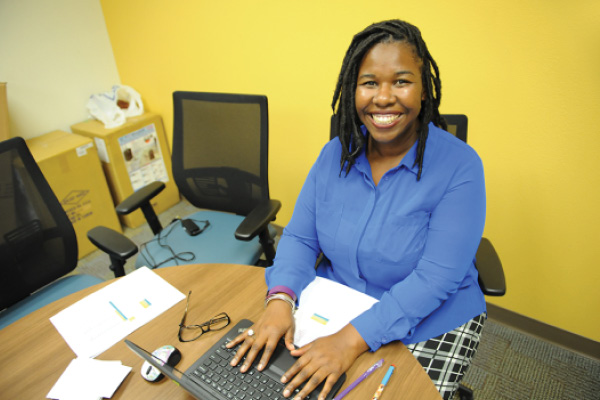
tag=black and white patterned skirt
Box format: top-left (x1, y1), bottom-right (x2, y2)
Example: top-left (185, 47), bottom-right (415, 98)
top-left (406, 313), bottom-right (486, 399)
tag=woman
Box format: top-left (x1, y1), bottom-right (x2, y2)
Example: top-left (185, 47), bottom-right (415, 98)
top-left (227, 19), bottom-right (487, 400)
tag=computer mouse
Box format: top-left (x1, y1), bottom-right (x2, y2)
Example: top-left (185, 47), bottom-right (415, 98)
top-left (141, 345), bottom-right (182, 382)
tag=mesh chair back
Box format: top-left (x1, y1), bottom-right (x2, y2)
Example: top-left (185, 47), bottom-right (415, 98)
top-left (0, 137), bottom-right (77, 310)
top-left (441, 114), bottom-right (468, 142)
top-left (172, 92), bottom-right (270, 216)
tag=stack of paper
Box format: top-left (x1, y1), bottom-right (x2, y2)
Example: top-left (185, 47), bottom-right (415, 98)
top-left (50, 267), bottom-right (186, 358)
top-left (47, 267), bottom-right (186, 398)
top-left (47, 358), bottom-right (131, 400)
top-left (293, 277), bottom-right (379, 347)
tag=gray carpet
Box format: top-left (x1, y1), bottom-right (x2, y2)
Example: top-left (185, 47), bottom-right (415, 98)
top-left (74, 200), bottom-right (600, 400)
top-left (460, 320), bottom-right (600, 399)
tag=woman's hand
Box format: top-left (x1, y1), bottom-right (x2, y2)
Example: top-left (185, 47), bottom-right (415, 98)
top-left (281, 324), bottom-right (369, 400)
top-left (226, 299), bottom-right (295, 372)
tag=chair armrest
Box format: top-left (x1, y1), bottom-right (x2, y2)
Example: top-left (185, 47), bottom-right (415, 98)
top-left (116, 181), bottom-right (165, 215)
top-left (115, 181), bottom-right (165, 235)
top-left (475, 237), bottom-right (506, 296)
top-left (87, 226), bottom-right (138, 260)
top-left (235, 199), bottom-right (282, 241)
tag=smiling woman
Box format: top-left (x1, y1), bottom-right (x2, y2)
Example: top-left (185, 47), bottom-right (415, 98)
top-left (227, 19), bottom-right (486, 400)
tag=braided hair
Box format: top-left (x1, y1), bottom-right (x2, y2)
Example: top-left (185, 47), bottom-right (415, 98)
top-left (332, 19), bottom-right (446, 180)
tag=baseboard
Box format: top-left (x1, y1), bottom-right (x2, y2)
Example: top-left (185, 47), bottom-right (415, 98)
top-left (486, 303), bottom-right (600, 360)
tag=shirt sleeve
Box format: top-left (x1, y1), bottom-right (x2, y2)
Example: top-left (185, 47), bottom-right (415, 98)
top-left (264, 147), bottom-right (325, 298)
top-left (351, 150), bottom-right (486, 350)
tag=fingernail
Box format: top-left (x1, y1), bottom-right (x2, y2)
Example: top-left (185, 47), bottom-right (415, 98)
top-left (283, 389), bottom-right (290, 397)
top-left (281, 376), bottom-right (287, 383)
top-left (258, 363), bottom-right (263, 370)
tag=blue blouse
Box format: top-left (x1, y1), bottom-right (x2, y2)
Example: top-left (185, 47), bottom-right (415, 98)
top-left (265, 123), bottom-right (486, 349)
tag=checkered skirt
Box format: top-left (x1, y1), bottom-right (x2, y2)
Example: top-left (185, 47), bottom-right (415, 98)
top-left (405, 313), bottom-right (486, 399)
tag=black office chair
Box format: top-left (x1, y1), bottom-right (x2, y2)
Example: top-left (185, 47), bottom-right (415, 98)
top-left (0, 137), bottom-right (105, 329)
top-left (88, 92), bottom-right (281, 277)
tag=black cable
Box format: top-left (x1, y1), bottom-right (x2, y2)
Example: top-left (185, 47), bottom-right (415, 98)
top-left (139, 217), bottom-right (210, 269)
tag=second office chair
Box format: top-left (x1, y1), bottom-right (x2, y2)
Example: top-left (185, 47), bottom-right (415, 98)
top-left (89, 91), bottom-right (281, 276)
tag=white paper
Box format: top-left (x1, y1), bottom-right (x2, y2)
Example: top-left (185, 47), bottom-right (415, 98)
top-left (47, 358), bottom-right (131, 400)
top-left (50, 267), bottom-right (185, 358)
top-left (293, 277), bottom-right (379, 348)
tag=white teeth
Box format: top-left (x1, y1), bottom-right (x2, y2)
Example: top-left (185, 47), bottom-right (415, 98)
top-left (371, 114), bottom-right (399, 125)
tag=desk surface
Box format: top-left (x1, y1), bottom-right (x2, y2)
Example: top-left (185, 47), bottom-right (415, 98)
top-left (0, 264), bottom-right (440, 399)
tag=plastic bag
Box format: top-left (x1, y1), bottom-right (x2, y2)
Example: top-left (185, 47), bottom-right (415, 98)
top-left (86, 85), bottom-right (144, 128)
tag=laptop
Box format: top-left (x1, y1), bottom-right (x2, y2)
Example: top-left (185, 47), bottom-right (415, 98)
top-left (126, 319), bottom-right (346, 400)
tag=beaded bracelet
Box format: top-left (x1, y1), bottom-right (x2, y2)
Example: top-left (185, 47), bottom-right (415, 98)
top-left (264, 293), bottom-right (297, 314)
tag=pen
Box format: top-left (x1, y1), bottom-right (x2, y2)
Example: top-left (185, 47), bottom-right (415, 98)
top-left (371, 364), bottom-right (395, 400)
top-left (333, 359), bottom-right (383, 400)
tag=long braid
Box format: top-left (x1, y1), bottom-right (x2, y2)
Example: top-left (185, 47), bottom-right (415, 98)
top-left (332, 20), bottom-right (445, 180)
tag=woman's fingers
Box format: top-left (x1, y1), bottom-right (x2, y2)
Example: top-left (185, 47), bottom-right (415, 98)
top-left (281, 356), bottom-right (313, 396)
top-left (283, 361), bottom-right (340, 400)
top-left (226, 300), bottom-right (295, 372)
top-left (256, 336), bottom-right (281, 371)
top-left (284, 325), bottom-right (296, 351)
top-left (240, 335), bottom-right (266, 372)
top-left (226, 329), bottom-right (248, 348)
top-left (227, 328), bottom-right (258, 367)
top-left (280, 325), bottom-right (369, 399)
top-left (315, 374), bottom-right (342, 400)
top-left (294, 372), bottom-right (340, 400)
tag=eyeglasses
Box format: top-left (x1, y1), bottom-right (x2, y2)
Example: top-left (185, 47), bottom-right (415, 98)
top-left (178, 291), bottom-right (230, 342)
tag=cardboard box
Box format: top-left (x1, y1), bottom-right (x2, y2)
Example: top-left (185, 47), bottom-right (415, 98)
top-left (1, 83), bottom-right (9, 141)
top-left (71, 112), bottom-right (179, 228)
top-left (26, 131), bottom-right (123, 259)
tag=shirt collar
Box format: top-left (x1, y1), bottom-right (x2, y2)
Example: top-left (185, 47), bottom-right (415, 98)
top-left (356, 125), bottom-right (421, 176)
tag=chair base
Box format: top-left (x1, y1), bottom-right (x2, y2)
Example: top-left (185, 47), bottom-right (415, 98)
top-left (457, 383), bottom-right (474, 400)
top-left (135, 210), bottom-right (277, 269)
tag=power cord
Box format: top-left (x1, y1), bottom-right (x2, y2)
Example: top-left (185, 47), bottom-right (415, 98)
top-left (139, 217), bottom-right (210, 269)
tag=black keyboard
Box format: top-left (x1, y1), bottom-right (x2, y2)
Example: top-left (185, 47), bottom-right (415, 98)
top-left (183, 319), bottom-right (344, 400)
top-left (189, 340), bottom-right (315, 400)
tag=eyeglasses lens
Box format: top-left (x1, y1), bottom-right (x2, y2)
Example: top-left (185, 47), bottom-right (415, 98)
top-left (179, 313), bottom-right (230, 342)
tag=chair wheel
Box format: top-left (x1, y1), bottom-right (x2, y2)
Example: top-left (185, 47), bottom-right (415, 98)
top-left (457, 383), bottom-right (474, 400)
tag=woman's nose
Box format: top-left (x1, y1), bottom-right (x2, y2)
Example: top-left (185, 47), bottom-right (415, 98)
top-left (373, 84), bottom-right (395, 106)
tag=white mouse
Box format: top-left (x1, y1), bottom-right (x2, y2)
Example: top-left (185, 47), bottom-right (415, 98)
top-left (141, 345), bottom-right (182, 382)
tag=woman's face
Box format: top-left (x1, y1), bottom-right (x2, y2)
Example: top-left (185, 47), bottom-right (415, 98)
top-left (355, 41), bottom-right (425, 148)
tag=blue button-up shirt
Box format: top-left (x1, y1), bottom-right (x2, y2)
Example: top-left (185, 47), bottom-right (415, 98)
top-left (266, 123), bottom-right (486, 348)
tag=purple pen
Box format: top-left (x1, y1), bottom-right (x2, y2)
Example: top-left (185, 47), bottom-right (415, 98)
top-left (333, 358), bottom-right (384, 400)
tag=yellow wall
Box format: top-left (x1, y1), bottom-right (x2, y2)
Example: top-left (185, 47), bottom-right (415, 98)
top-left (100, 0), bottom-right (600, 342)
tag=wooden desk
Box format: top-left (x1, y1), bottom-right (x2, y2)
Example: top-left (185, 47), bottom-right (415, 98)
top-left (0, 264), bottom-right (440, 399)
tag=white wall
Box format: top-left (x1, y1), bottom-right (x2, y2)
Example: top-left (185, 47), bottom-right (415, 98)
top-left (0, 0), bottom-right (120, 139)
